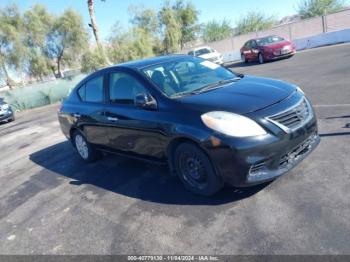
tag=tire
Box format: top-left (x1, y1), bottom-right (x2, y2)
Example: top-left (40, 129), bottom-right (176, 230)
top-left (241, 53), bottom-right (248, 63)
top-left (173, 143), bottom-right (223, 196)
top-left (258, 53), bottom-right (264, 64)
top-left (72, 131), bottom-right (99, 163)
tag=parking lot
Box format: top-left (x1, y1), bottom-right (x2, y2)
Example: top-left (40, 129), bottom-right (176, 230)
top-left (0, 43), bottom-right (349, 255)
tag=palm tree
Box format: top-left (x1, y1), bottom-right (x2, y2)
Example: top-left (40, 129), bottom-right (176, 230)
top-left (87, 0), bottom-right (110, 64)
top-left (87, 0), bottom-right (101, 47)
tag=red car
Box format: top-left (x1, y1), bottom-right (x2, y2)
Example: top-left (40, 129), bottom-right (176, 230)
top-left (240, 35), bottom-right (296, 64)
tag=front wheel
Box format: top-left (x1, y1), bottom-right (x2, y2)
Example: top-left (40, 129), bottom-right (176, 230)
top-left (241, 53), bottom-right (247, 63)
top-left (72, 131), bottom-right (99, 163)
top-left (173, 143), bottom-right (223, 196)
top-left (258, 53), bottom-right (265, 64)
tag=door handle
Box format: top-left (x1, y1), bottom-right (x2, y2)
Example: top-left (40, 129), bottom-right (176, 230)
top-left (107, 116), bottom-right (118, 121)
top-left (74, 113), bottom-right (81, 118)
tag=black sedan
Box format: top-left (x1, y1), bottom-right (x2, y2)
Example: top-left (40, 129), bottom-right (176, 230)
top-left (0, 98), bottom-right (15, 123)
top-left (58, 55), bottom-right (320, 196)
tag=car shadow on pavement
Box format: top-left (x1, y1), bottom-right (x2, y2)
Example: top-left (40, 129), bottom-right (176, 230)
top-left (325, 115), bottom-right (350, 120)
top-left (224, 61), bottom-right (259, 69)
top-left (29, 141), bottom-right (269, 205)
top-left (319, 131), bottom-right (350, 137)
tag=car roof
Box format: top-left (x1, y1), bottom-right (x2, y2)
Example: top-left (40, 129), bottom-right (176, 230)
top-left (254, 35), bottom-right (282, 41)
top-left (74, 54), bottom-right (195, 89)
top-left (109, 54), bottom-right (188, 70)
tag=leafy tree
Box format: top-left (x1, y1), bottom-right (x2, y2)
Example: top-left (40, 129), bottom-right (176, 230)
top-left (81, 48), bottom-right (106, 73)
top-left (128, 5), bottom-right (159, 34)
top-left (46, 9), bottom-right (89, 78)
top-left (23, 4), bottom-right (53, 80)
top-left (202, 19), bottom-right (232, 42)
top-left (297, 0), bottom-right (345, 18)
top-left (0, 4), bottom-right (26, 88)
top-left (235, 11), bottom-right (276, 36)
top-left (159, 2), bottom-right (181, 54)
top-left (107, 22), bottom-right (155, 63)
top-left (172, 0), bottom-right (200, 48)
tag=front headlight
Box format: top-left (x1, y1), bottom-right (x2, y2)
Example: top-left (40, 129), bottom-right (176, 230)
top-left (2, 104), bottom-right (9, 110)
top-left (201, 111), bottom-right (267, 137)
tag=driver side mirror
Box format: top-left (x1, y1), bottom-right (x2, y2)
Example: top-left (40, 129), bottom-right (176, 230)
top-left (134, 93), bottom-right (157, 110)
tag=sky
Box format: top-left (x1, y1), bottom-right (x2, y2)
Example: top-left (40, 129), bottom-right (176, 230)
top-left (0, 0), bottom-right (347, 41)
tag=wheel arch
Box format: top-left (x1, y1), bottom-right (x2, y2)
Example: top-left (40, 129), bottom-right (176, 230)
top-left (69, 126), bottom-right (85, 147)
top-left (166, 136), bottom-right (219, 178)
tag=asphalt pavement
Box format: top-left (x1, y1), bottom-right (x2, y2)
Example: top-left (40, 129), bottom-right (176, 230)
top-left (0, 43), bottom-right (349, 255)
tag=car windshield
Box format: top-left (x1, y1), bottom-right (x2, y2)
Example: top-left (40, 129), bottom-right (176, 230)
top-left (142, 57), bottom-right (239, 98)
top-left (195, 48), bottom-right (212, 56)
top-left (256, 36), bottom-right (285, 46)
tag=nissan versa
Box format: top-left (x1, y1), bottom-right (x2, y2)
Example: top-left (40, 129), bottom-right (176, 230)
top-left (58, 55), bottom-right (320, 196)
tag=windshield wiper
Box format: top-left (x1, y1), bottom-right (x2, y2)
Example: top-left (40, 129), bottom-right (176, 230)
top-left (192, 78), bottom-right (241, 94)
top-left (171, 78), bottom-right (241, 98)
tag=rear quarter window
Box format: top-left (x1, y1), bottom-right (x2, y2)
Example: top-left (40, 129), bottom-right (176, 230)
top-left (77, 84), bottom-right (86, 101)
top-left (86, 76), bottom-right (103, 102)
top-left (77, 76), bottom-right (104, 103)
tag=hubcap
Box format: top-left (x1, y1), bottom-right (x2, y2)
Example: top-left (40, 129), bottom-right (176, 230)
top-left (75, 134), bottom-right (88, 159)
top-left (178, 152), bottom-right (208, 189)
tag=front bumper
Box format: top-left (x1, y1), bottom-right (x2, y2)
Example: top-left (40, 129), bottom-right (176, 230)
top-left (265, 50), bottom-right (296, 61)
top-left (202, 93), bottom-right (319, 187)
top-left (246, 131), bottom-right (319, 184)
top-left (0, 109), bottom-right (14, 122)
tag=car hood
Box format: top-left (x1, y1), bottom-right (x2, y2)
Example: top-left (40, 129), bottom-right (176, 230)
top-left (177, 76), bottom-right (296, 114)
top-left (198, 52), bottom-right (220, 59)
top-left (263, 41), bottom-right (292, 49)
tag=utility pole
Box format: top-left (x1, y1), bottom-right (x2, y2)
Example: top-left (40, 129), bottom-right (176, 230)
top-left (87, 0), bottom-right (111, 65)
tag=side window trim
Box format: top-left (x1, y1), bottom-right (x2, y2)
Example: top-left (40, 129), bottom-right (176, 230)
top-left (77, 84), bottom-right (86, 101)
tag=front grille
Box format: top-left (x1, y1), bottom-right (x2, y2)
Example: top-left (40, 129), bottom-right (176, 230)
top-left (267, 98), bottom-right (311, 131)
top-left (207, 57), bottom-right (217, 62)
top-left (279, 132), bottom-right (317, 168)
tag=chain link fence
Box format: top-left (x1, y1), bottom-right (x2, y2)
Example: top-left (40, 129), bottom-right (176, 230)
top-left (0, 74), bottom-right (86, 111)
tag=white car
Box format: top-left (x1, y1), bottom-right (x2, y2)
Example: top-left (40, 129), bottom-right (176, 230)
top-left (188, 46), bottom-right (224, 65)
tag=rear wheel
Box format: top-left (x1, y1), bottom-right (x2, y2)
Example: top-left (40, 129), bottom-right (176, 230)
top-left (173, 143), bottom-right (223, 196)
top-left (258, 53), bottom-right (265, 64)
top-left (241, 53), bottom-right (247, 63)
top-left (72, 131), bottom-right (99, 162)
